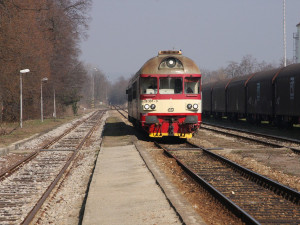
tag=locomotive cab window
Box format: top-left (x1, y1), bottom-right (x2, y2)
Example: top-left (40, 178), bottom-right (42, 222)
top-left (159, 77), bottom-right (182, 94)
top-left (184, 77), bottom-right (200, 94)
top-left (140, 77), bottom-right (157, 94)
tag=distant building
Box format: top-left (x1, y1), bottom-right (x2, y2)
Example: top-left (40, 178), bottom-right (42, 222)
top-left (294, 23), bottom-right (300, 63)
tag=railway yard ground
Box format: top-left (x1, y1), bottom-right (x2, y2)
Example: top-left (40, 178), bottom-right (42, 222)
top-left (199, 118), bottom-right (300, 188)
top-left (0, 108), bottom-right (300, 224)
top-left (192, 125), bottom-right (300, 191)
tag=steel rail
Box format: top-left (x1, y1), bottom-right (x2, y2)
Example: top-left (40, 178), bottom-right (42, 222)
top-left (0, 111), bottom-right (100, 182)
top-left (0, 151), bottom-right (39, 181)
top-left (113, 105), bottom-right (127, 119)
top-left (154, 141), bottom-right (260, 225)
top-left (202, 122), bottom-right (300, 144)
top-left (202, 122), bottom-right (300, 154)
top-left (21, 111), bottom-right (104, 225)
top-left (42, 110), bottom-right (99, 150)
top-left (186, 141), bottom-right (300, 204)
top-left (155, 141), bottom-right (300, 224)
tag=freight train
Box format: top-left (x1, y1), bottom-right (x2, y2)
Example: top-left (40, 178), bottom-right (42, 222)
top-left (126, 50), bottom-right (202, 138)
top-left (202, 63), bottom-right (300, 127)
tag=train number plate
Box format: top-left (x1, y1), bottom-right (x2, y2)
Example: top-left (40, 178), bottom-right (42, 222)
top-left (168, 108), bottom-right (174, 112)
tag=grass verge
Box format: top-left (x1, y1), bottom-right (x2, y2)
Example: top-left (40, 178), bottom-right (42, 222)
top-left (0, 115), bottom-right (83, 148)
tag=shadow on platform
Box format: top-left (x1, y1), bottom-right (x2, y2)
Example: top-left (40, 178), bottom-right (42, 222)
top-left (102, 122), bottom-right (136, 137)
top-left (102, 119), bottom-right (187, 143)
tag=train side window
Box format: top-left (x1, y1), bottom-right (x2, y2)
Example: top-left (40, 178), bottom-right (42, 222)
top-left (184, 77), bottom-right (200, 94)
top-left (132, 82), bottom-right (137, 99)
top-left (140, 77), bottom-right (157, 94)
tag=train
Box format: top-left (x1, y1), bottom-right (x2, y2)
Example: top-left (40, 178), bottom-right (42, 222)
top-left (126, 50), bottom-right (202, 138)
top-left (202, 63), bottom-right (300, 127)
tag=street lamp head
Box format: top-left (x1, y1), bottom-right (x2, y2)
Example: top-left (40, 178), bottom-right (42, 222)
top-left (42, 77), bottom-right (48, 82)
top-left (20, 69), bottom-right (30, 73)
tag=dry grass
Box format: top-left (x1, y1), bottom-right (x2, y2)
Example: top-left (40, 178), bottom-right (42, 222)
top-left (0, 115), bottom-right (82, 148)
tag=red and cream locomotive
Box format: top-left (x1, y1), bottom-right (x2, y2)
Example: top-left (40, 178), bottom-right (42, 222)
top-left (126, 50), bottom-right (202, 138)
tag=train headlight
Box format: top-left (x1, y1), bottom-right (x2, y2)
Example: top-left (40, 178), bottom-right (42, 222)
top-left (166, 57), bottom-right (176, 68)
top-left (150, 104), bottom-right (156, 110)
top-left (187, 104), bottom-right (192, 109)
top-left (193, 104), bottom-right (198, 109)
top-left (144, 104), bottom-right (150, 110)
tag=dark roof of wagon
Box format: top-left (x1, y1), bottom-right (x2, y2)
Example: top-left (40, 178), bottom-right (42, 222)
top-left (248, 68), bottom-right (282, 83)
top-left (137, 53), bottom-right (200, 75)
top-left (202, 63), bottom-right (300, 90)
top-left (212, 78), bottom-right (232, 90)
top-left (248, 63), bottom-right (300, 84)
top-left (277, 63), bottom-right (300, 78)
top-left (225, 74), bottom-right (254, 88)
top-left (202, 81), bottom-right (216, 91)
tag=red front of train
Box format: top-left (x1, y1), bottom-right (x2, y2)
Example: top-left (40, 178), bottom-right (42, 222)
top-left (127, 50), bottom-right (202, 138)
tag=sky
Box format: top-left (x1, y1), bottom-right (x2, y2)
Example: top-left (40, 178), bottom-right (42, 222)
top-left (80, 0), bottom-right (300, 81)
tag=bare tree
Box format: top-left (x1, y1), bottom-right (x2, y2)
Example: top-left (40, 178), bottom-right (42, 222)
top-left (0, 0), bottom-right (52, 121)
top-left (225, 61), bottom-right (240, 78)
top-left (80, 66), bottom-right (111, 108)
top-left (202, 68), bottom-right (227, 84)
top-left (0, 0), bottom-right (92, 121)
top-left (203, 55), bottom-right (290, 83)
top-left (108, 76), bottom-right (129, 105)
top-left (278, 57), bottom-right (293, 67)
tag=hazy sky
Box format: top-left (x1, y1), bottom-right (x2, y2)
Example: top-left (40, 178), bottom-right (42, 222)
top-left (80, 0), bottom-right (300, 81)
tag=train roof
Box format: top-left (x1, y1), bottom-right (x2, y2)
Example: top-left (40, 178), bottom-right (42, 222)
top-left (202, 81), bottom-right (216, 90)
top-left (277, 63), bottom-right (300, 78)
top-left (249, 63), bottom-right (300, 84)
top-left (212, 78), bottom-right (232, 89)
top-left (248, 68), bottom-right (282, 83)
top-left (227, 74), bottom-right (254, 87)
top-left (136, 50), bottom-right (200, 75)
top-left (202, 63), bottom-right (300, 88)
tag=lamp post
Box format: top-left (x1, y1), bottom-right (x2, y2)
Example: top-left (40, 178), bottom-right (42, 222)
top-left (106, 76), bottom-right (110, 104)
top-left (53, 89), bottom-right (56, 119)
top-left (20, 69), bottom-right (30, 128)
top-left (283, 0), bottom-right (287, 67)
top-left (41, 77), bottom-right (48, 122)
top-left (91, 68), bottom-right (97, 108)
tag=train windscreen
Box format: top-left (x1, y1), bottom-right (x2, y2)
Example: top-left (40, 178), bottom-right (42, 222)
top-left (159, 77), bottom-right (182, 94)
top-left (140, 77), bottom-right (158, 94)
top-left (184, 77), bottom-right (200, 94)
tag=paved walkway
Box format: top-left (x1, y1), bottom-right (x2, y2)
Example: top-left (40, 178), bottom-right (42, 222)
top-left (82, 144), bottom-right (182, 225)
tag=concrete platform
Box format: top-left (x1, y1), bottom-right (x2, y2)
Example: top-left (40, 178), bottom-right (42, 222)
top-left (82, 144), bottom-right (182, 225)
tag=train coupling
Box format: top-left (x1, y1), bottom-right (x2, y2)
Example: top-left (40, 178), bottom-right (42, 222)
top-left (168, 124), bottom-right (174, 136)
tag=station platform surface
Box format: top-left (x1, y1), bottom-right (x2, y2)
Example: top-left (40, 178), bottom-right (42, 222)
top-left (82, 114), bottom-right (205, 225)
top-left (82, 144), bottom-right (181, 225)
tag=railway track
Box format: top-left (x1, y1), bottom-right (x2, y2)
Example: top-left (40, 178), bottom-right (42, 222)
top-left (115, 106), bottom-right (300, 154)
top-left (0, 110), bottom-right (105, 224)
top-left (112, 105), bottom-right (128, 119)
top-left (114, 105), bottom-right (300, 222)
top-left (202, 122), bottom-right (300, 154)
top-left (155, 141), bottom-right (300, 224)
